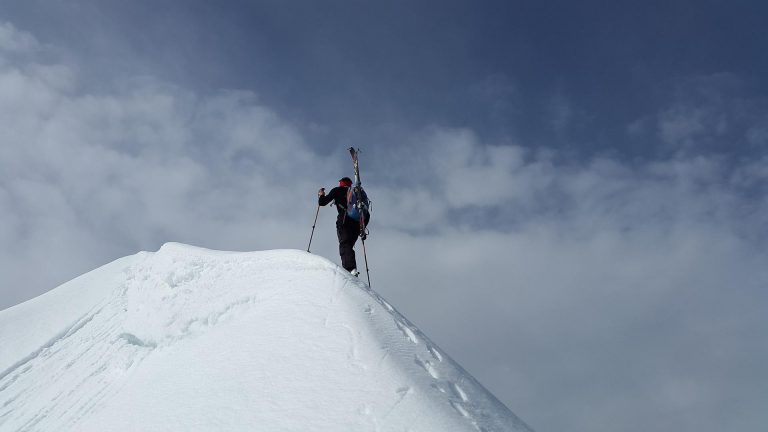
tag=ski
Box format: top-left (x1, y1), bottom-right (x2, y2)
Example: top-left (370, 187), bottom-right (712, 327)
top-left (347, 147), bottom-right (368, 239)
top-left (348, 147), bottom-right (372, 287)
top-left (349, 147), bottom-right (362, 187)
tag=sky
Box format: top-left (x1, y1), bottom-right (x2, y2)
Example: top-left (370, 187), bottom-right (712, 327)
top-left (1, 1), bottom-right (767, 431)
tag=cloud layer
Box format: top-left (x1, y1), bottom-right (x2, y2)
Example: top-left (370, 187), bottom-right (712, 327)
top-left (1, 21), bottom-right (767, 432)
top-left (0, 23), bottom-right (341, 307)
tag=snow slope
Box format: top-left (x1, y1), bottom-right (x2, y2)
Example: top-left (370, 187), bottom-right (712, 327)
top-left (0, 243), bottom-right (532, 432)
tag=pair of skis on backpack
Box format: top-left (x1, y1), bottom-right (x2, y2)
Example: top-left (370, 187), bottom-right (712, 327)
top-left (347, 147), bottom-right (371, 240)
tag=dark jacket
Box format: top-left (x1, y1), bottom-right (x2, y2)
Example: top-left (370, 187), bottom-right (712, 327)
top-left (319, 186), bottom-right (350, 223)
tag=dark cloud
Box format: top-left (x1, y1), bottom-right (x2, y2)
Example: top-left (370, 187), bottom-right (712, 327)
top-left (4, 0), bottom-right (768, 156)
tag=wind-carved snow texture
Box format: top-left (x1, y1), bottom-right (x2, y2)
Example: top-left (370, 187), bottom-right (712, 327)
top-left (0, 243), bottom-right (533, 432)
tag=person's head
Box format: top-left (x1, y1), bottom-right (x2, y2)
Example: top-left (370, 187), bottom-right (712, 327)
top-left (339, 177), bottom-right (353, 187)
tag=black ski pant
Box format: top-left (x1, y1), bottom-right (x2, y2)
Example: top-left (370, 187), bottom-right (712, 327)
top-left (337, 218), bottom-right (360, 272)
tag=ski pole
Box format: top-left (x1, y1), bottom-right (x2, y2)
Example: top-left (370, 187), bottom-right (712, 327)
top-left (307, 205), bottom-right (321, 253)
top-left (360, 236), bottom-right (371, 287)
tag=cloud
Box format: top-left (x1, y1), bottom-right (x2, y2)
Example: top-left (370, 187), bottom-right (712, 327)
top-left (1, 21), bottom-right (767, 432)
top-left (0, 22), bottom-right (39, 53)
top-left (370, 163), bottom-right (768, 431)
top-left (0, 26), bottom-right (340, 308)
top-left (629, 73), bottom-right (768, 156)
top-left (362, 130), bottom-right (768, 431)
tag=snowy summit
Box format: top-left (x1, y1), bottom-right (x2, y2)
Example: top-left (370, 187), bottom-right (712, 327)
top-left (0, 243), bottom-right (532, 431)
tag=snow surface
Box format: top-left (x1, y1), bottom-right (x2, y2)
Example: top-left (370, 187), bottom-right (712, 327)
top-left (0, 243), bottom-right (532, 432)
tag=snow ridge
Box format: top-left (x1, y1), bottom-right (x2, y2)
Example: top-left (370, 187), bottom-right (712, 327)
top-left (0, 243), bottom-right (532, 432)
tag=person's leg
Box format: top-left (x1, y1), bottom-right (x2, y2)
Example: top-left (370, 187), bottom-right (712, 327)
top-left (345, 222), bottom-right (359, 270)
top-left (337, 221), bottom-right (358, 272)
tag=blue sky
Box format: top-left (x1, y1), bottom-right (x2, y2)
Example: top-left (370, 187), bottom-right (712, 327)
top-left (1, 2), bottom-right (767, 431)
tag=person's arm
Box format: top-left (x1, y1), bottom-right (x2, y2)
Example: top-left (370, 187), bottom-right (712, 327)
top-left (318, 187), bottom-right (340, 206)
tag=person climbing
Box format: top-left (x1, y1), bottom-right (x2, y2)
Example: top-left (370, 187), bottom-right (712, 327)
top-left (318, 176), bottom-right (367, 276)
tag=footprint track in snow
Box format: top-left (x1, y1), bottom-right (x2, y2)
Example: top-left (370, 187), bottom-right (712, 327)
top-left (451, 382), bottom-right (469, 402)
top-left (396, 320), bottom-right (419, 344)
top-left (414, 356), bottom-right (440, 379)
top-left (380, 299), bottom-right (394, 312)
top-left (427, 345), bottom-right (443, 362)
top-left (450, 400), bottom-right (471, 418)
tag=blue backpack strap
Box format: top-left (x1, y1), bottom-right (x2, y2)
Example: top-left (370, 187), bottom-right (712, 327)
top-left (346, 187), bottom-right (359, 221)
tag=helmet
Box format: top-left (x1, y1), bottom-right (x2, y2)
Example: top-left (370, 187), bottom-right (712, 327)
top-left (339, 177), bottom-right (353, 186)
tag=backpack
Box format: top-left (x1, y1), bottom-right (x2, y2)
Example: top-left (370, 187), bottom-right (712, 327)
top-left (346, 186), bottom-right (371, 224)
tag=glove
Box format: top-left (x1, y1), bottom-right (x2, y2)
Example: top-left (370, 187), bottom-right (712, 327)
top-left (318, 187), bottom-right (326, 197)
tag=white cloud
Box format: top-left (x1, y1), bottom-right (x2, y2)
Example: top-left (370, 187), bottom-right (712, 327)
top-left (0, 28), bottom-right (340, 307)
top-left (0, 22), bottom-right (39, 53)
top-left (647, 73), bottom-right (768, 155)
top-left (365, 128), bottom-right (768, 432)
